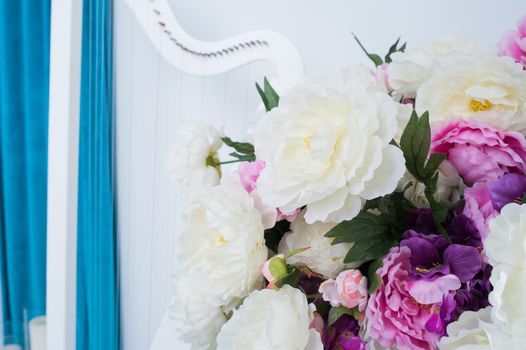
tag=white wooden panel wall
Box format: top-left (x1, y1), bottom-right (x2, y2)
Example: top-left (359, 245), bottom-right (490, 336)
top-left (114, 1), bottom-right (525, 349)
top-left (114, 2), bottom-right (275, 349)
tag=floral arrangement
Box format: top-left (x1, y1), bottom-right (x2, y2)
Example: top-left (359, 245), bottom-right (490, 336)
top-left (165, 15), bottom-right (526, 350)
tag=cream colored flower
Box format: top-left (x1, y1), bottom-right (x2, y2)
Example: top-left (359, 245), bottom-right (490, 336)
top-left (485, 203), bottom-right (526, 339)
top-left (254, 70), bottom-right (405, 224)
top-left (176, 176), bottom-right (267, 307)
top-left (416, 56), bottom-right (526, 133)
top-left (398, 160), bottom-right (464, 208)
top-left (170, 273), bottom-right (227, 350)
top-left (388, 37), bottom-right (493, 98)
top-left (437, 307), bottom-right (493, 350)
top-left (278, 213), bottom-right (354, 279)
top-left (166, 121), bottom-right (223, 187)
top-left (216, 285), bottom-right (323, 350)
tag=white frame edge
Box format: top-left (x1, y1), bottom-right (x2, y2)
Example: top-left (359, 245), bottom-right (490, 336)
top-left (46, 0), bottom-right (83, 349)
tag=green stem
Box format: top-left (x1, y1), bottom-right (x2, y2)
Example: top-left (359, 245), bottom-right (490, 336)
top-left (219, 159), bottom-right (247, 165)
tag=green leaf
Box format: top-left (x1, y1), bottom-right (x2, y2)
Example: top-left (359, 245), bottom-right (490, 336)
top-left (256, 77), bottom-right (280, 112)
top-left (256, 83), bottom-right (268, 110)
top-left (222, 137), bottom-right (254, 155)
top-left (344, 237), bottom-right (396, 263)
top-left (399, 111), bottom-right (431, 182)
top-left (384, 37), bottom-right (407, 63)
top-left (367, 258), bottom-right (383, 294)
top-left (326, 212), bottom-right (389, 244)
top-left (274, 266), bottom-right (301, 288)
top-left (328, 306), bottom-right (354, 326)
top-left (229, 152), bottom-right (255, 162)
top-left (399, 110), bottom-right (450, 234)
top-left (352, 33), bottom-right (383, 67)
top-left (425, 174), bottom-right (449, 226)
top-left (264, 220), bottom-right (291, 253)
top-left (384, 37), bottom-right (400, 63)
top-left (522, 193), bottom-right (526, 204)
top-left (424, 153), bottom-right (447, 179)
top-left (264, 78), bottom-right (279, 111)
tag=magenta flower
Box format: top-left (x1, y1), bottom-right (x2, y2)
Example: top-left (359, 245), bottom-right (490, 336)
top-left (463, 173), bottom-right (526, 238)
top-left (498, 15), bottom-right (526, 68)
top-left (366, 246), bottom-right (442, 350)
top-left (431, 120), bottom-right (526, 185)
top-left (320, 314), bottom-right (362, 350)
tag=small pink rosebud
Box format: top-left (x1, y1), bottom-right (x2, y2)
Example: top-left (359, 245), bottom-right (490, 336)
top-left (319, 269), bottom-right (368, 311)
top-left (261, 254), bottom-right (287, 284)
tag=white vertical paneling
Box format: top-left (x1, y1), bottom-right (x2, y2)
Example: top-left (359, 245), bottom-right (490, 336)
top-left (115, 1), bottom-right (277, 349)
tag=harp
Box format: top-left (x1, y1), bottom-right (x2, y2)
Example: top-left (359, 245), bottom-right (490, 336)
top-left (117, 1), bottom-right (304, 349)
top-left (46, 1), bottom-right (303, 348)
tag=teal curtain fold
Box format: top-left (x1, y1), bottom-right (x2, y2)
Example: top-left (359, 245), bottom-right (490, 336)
top-left (0, 0), bottom-right (50, 346)
top-left (77, 0), bottom-right (119, 349)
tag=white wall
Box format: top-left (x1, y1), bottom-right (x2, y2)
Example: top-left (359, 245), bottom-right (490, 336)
top-left (114, 1), bottom-right (526, 349)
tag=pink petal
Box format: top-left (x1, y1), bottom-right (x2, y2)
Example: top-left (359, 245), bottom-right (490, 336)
top-left (407, 275), bottom-right (461, 305)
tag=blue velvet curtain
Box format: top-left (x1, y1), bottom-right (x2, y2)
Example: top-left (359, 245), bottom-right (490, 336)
top-left (0, 0), bottom-right (50, 346)
top-left (77, 0), bottom-right (119, 349)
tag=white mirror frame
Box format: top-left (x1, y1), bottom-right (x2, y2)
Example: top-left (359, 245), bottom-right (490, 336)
top-left (46, 1), bottom-right (303, 349)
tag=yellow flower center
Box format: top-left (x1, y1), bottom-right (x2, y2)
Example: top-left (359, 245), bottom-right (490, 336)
top-left (206, 151), bottom-right (222, 177)
top-left (470, 99), bottom-right (493, 113)
top-left (216, 235), bottom-right (228, 245)
top-left (415, 266), bottom-right (430, 273)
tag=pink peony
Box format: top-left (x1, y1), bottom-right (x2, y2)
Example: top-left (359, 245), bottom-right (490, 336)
top-left (431, 120), bottom-right (526, 186)
top-left (462, 182), bottom-right (497, 240)
top-left (319, 269), bottom-right (368, 311)
top-left (498, 15), bottom-right (526, 68)
top-left (366, 246), bottom-right (441, 350)
top-left (238, 160), bottom-right (300, 223)
top-left (238, 159), bottom-right (266, 193)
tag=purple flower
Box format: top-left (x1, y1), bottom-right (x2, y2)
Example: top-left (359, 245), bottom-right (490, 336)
top-left (488, 173), bottom-right (526, 211)
top-left (425, 294), bottom-right (457, 336)
top-left (333, 332), bottom-right (367, 350)
top-left (406, 209), bottom-right (483, 249)
top-left (455, 264), bottom-right (493, 313)
top-left (322, 314), bottom-right (361, 350)
top-left (463, 173), bottom-right (526, 238)
top-left (401, 231), bottom-right (482, 283)
top-left (405, 208), bottom-right (437, 235)
top-left (445, 214), bottom-right (482, 249)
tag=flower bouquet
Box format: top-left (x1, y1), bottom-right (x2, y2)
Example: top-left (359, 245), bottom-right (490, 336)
top-left (165, 15), bottom-right (526, 350)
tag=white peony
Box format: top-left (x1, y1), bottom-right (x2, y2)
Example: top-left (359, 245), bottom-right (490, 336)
top-left (176, 176), bottom-right (267, 307)
top-left (254, 69), bottom-right (405, 224)
top-left (170, 273), bottom-right (227, 350)
top-left (437, 307), bottom-right (493, 350)
top-left (166, 121), bottom-right (223, 187)
top-left (388, 37), bottom-right (493, 98)
top-left (484, 203), bottom-right (526, 340)
top-left (216, 285), bottom-right (323, 350)
top-left (398, 160), bottom-right (464, 208)
top-left (416, 56), bottom-right (526, 133)
top-left (278, 213), bottom-right (354, 278)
